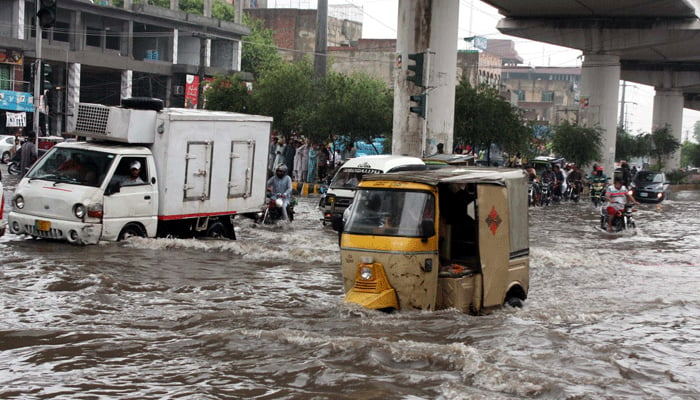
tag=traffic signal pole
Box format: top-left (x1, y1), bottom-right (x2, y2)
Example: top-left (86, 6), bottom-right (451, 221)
top-left (420, 49), bottom-right (431, 157)
top-left (33, 0), bottom-right (42, 142)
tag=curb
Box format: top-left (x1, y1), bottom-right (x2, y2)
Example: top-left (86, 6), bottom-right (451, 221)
top-left (292, 181), bottom-right (322, 197)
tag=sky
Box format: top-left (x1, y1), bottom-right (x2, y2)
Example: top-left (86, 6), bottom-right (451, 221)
top-left (274, 0), bottom-right (700, 141)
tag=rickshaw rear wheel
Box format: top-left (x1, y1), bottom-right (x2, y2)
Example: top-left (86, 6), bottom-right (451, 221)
top-left (506, 296), bottom-right (524, 308)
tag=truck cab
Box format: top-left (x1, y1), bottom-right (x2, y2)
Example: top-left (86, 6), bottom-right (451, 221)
top-left (339, 167), bottom-right (529, 313)
top-left (322, 155), bottom-right (424, 224)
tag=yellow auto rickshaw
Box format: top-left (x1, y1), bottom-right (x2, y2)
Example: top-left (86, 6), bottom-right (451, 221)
top-left (338, 167), bottom-right (529, 313)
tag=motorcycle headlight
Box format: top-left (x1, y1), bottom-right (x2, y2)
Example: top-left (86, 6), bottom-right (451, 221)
top-left (14, 195), bottom-right (24, 209)
top-left (275, 198), bottom-right (284, 207)
top-left (73, 203), bottom-right (86, 219)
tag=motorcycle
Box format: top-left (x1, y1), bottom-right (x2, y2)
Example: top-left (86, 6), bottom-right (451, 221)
top-left (540, 180), bottom-right (552, 206)
top-left (599, 203), bottom-right (636, 233)
top-left (257, 193), bottom-right (295, 224)
top-left (7, 160), bottom-right (21, 176)
top-left (564, 181), bottom-right (582, 203)
top-left (590, 180), bottom-right (607, 207)
top-left (527, 182), bottom-right (538, 207)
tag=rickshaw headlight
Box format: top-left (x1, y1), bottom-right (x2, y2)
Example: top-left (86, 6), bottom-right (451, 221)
top-left (360, 266), bottom-right (373, 280)
top-left (14, 195), bottom-right (24, 209)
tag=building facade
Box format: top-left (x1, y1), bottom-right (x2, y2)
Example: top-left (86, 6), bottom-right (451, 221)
top-left (0, 0), bottom-right (248, 135)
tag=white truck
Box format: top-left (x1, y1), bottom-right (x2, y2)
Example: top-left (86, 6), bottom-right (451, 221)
top-left (7, 99), bottom-right (271, 244)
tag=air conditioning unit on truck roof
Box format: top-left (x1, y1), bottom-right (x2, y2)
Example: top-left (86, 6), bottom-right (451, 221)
top-left (8, 99), bottom-right (273, 245)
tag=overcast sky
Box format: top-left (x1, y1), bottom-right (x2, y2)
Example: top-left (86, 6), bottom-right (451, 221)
top-left (279, 0), bottom-right (700, 140)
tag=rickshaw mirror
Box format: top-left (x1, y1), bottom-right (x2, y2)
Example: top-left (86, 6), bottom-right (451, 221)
top-left (421, 218), bottom-right (435, 240)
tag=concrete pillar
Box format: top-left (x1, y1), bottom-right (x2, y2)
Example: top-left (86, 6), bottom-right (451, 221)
top-left (580, 54), bottom-right (620, 174)
top-left (13, 0), bottom-right (25, 40)
top-left (172, 29), bottom-right (179, 64)
top-left (652, 88), bottom-right (683, 171)
top-left (170, 0), bottom-right (178, 11)
top-left (392, 0), bottom-right (459, 157)
top-left (121, 70), bottom-right (133, 100)
top-left (65, 63), bottom-right (81, 133)
top-left (203, 0), bottom-right (212, 18)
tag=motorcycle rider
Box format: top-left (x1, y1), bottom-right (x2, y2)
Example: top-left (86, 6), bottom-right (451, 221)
top-left (566, 164), bottom-right (583, 197)
top-left (266, 164), bottom-right (293, 221)
top-left (552, 164), bottom-right (565, 198)
top-left (604, 177), bottom-right (639, 232)
top-left (540, 164), bottom-right (556, 201)
top-left (525, 165), bottom-right (541, 206)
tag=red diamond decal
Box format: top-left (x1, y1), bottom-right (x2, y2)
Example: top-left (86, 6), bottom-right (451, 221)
top-left (485, 206), bottom-right (502, 235)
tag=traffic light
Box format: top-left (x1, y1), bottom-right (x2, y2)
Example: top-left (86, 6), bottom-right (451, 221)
top-left (407, 52), bottom-right (425, 87)
top-left (41, 63), bottom-right (53, 92)
top-left (410, 94), bottom-right (426, 118)
top-left (37, 0), bottom-right (57, 29)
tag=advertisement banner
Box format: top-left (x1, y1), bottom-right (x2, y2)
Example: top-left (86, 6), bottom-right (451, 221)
top-left (0, 90), bottom-right (34, 112)
top-left (6, 111), bottom-right (27, 127)
top-left (184, 75), bottom-right (215, 109)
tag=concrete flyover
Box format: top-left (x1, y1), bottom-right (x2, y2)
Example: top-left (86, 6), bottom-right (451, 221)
top-left (483, 0), bottom-right (700, 171)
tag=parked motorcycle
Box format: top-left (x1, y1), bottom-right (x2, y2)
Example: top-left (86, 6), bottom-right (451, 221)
top-left (528, 182), bottom-right (538, 207)
top-left (540, 181), bottom-right (552, 206)
top-left (257, 193), bottom-right (295, 224)
top-left (599, 203), bottom-right (636, 233)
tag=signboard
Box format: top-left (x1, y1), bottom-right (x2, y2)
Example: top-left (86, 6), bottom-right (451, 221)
top-left (6, 111), bottom-right (26, 127)
top-left (184, 74), bottom-right (215, 108)
top-left (0, 90), bottom-right (34, 112)
top-left (0, 51), bottom-right (23, 65)
top-left (473, 36), bottom-right (487, 51)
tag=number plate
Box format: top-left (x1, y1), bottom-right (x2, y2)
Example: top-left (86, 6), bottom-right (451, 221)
top-left (639, 192), bottom-right (648, 197)
top-left (36, 220), bottom-right (51, 232)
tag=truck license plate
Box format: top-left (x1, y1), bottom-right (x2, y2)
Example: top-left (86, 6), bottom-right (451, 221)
top-left (640, 192), bottom-right (648, 197)
top-left (36, 220), bottom-right (51, 232)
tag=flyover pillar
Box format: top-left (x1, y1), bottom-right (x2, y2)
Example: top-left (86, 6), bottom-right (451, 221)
top-left (580, 54), bottom-right (620, 174)
top-left (392, 0), bottom-right (459, 157)
top-left (652, 88), bottom-right (683, 171)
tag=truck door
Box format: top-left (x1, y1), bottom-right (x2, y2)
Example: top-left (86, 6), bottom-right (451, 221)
top-left (477, 184), bottom-right (510, 308)
top-left (228, 140), bottom-right (255, 198)
top-left (102, 156), bottom-right (158, 239)
top-left (184, 141), bottom-right (213, 201)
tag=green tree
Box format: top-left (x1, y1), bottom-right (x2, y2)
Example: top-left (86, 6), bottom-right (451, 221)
top-left (150, 0), bottom-right (236, 21)
top-left (681, 141), bottom-right (700, 169)
top-left (637, 125), bottom-right (681, 170)
top-left (551, 121), bottom-right (603, 167)
top-left (252, 60), bottom-right (315, 139)
top-left (615, 127), bottom-right (640, 161)
top-left (298, 71), bottom-right (392, 144)
top-left (204, 73), bottom-right (253, 113)
top-left (453, 79), bottom-right (531, 159)
top-left (693, 120), bottom-right (700, 143)
top-left (242, 14), bottom-right (283, 77)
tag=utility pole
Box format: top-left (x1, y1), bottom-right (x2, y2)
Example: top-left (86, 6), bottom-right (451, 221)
top-left (194, 33), bottom-right (208, 109)
top-left (33, 1), bottom-right (42, 142)
top-left (619, 80), bottom-right (627, 131)
top-left (314, 0), bottom-right (327, 81)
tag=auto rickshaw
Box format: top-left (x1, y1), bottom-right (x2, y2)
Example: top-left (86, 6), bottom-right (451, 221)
top-left (337, 167), bottom-right (529, 313)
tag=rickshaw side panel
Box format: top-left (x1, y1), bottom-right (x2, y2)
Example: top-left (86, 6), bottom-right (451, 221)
top-left (477, 184), bottom-right (511, 308)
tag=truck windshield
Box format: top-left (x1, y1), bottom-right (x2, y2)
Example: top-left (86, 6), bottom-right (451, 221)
top-left (344, 189), bottom-right (434, 237)
top-left (330, 168), bottom-right (382, 189)
top-left (26, 147), bottom-right (116, 187)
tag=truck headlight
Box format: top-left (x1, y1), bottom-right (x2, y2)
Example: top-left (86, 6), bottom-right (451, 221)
top-left (14, 195), bottom-right (24, 209)
top-left (73, 203), bottom-right (86, 219)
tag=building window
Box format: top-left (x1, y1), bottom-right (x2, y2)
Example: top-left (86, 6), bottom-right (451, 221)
top-left (0, 65), bottom-right (10, 90)
top-left (514, 90), bottom-right (525, 101)
top-left (541, 91), bottom-right (554, 102)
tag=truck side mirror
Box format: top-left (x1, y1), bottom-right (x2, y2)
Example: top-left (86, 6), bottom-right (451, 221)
top-left (421, 218), bottom-right (436, 240)
top-left (105, 180), bottom-right (121, 195)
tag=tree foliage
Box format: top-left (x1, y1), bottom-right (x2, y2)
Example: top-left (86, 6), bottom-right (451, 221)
top-left (453, 79), bottom-right (531, 156)
top-left (241, 13), bottom-right (283, 77)
top-left (551, 121), bottom-right (603, 167)
top-left (204, 74), bottom-right (252, 113)
top-left (637, 125), bottom-right (681, 169)
top-left (149, 0), bottom-right (236, 21)
top-left (615, 127), bottom-right (640, 161)
top-left (681, 141), bottom-right (700, 168)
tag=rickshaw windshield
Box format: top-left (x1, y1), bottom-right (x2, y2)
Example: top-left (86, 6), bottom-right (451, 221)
top-left (344, 189), bottom-right (435, 237)
top-left (26, 147), bottom-right (116, 187)
top-left (330, 168), bottom-right (381, 189)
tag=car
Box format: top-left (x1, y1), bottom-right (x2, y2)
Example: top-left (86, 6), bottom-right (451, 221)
top-left (630, 171), bottom-right (671, 203)
top-left (0, 135), bottom-right (17, 163)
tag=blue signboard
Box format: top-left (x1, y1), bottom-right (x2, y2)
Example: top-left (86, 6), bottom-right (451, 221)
top-left (0, 90), bottom-right (34, 112)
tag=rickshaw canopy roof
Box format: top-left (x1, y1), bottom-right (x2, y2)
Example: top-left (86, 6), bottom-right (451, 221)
top-left (361, 166), bottom-right (527, 187)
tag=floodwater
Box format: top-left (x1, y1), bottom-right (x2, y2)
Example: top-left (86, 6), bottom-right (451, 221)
top-left (1, 173), bottom-right (699, 399)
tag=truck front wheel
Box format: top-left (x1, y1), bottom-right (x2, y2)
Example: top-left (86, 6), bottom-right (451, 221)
top-left (118, 223), bottom-right (146, 241)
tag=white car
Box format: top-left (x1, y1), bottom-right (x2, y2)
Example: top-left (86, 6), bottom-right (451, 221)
top-left (1, 135), bottom-right (17, 163)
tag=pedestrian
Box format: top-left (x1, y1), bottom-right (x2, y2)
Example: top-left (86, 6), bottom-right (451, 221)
top-left (19, 133), bottom-right (38, 177)
top-left (268, 136), bottom-right (278, 174)
top-left (307, 143), bottom-right (318, 183)
top-left (318, 144), bottom-right (330, 180)
top-left (300, 139), bottom-right (310, 182)
top-left (274, 139), bottom-right (286, 170)
top-left (283, 139), bottom-right (296, 176)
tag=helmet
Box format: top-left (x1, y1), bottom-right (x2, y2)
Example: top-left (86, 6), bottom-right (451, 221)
top-left (276, 164), bottom-right (288, 173)
top-left (596, 166), bottom-right (603, 172)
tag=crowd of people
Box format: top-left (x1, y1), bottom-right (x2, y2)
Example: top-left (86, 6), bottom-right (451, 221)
top-left (267, 136), bottom-right (356, 184)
